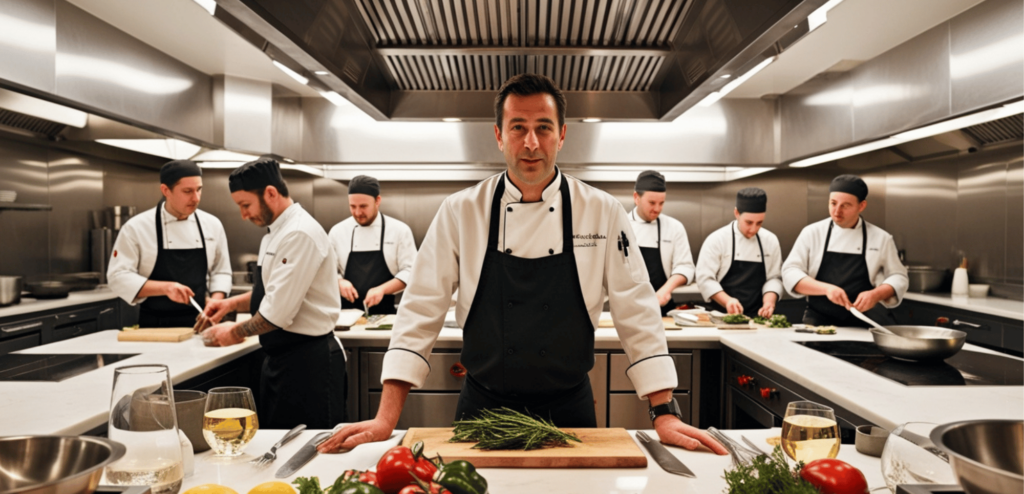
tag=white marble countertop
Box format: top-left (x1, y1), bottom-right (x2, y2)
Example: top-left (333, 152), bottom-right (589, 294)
top-left (0, 286), bottom-right (120, 319)
top-left (182, 427), bottom-right (887, 494)
top-left (0, 330), bottom-right (260, 436)
top-left (904, 292), bottom-right (1024, 321)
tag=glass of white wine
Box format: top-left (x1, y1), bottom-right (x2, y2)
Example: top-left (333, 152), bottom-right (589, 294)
top-left (781, 401), bottom-right (840, 463)
top-left (203, 387), bottom-right (259, 457)
top-left (104, 364), bottom-right (184, 494)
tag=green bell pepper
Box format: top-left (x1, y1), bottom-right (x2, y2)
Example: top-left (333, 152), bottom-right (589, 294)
top-left (433, 460), bottom-right (488, 494)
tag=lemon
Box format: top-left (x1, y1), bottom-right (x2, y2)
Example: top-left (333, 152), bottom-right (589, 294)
top-left (248, 481), bottom-right (297, 494)
top-left (183, 485), bottom-right (239, 494)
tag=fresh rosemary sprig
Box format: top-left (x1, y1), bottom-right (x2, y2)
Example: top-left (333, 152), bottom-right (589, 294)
top-left (449, 407), bottom-right (582, 450)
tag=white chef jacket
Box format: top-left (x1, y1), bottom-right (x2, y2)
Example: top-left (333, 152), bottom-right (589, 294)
top-left (782, 217), bottom-right (909, 307)
top-left (628, 209), bottom-right (695, 285)
top-left (108, 205), bottom-right (232, 305)
top-left (256, 203), bottom-right (341, 336)
top-left (328, 213), bottom-right (417, 286)
top-left (695, 221), bottom-right (784, 302)
top-left (382, 170), bottom-right (677, 400)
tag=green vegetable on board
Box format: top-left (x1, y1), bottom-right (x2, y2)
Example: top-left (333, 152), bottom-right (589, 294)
top-left (450, 407), bottom-right (581, 450)
top-left (722, 314), bottom-right (751, 324)
top-left (723, 446), bottom-right (820, 494)
top-left (767, 314), bottom-right (792, 328)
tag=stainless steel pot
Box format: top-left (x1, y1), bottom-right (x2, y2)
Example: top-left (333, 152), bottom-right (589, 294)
top-left (869, 325), bottom-right (967, 361)
top-left (0, 276), bottom-right (22, 306)
top-left (930, 420), bottom-right (1023, 494)
top-left (906, 266), bottom-right (949, 293)
top-left (0, 435), bottom-right (126, 494)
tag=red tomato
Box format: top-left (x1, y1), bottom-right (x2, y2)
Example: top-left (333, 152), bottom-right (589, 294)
top-left (800, 459), bottom-right (869, 494)
top-left (396, 482), bottom-right (444, 494)
top-left (375, 445), bottom-right (439, 494)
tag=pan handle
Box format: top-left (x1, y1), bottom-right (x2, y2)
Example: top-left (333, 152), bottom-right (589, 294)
top-left (951, 319), bottom-right (981, 328)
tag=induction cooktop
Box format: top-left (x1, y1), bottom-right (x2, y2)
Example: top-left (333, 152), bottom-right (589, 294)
top-left (0, 353), bottom-right (140, 382)
top-left (797, 340), bottom-right (1024, 386)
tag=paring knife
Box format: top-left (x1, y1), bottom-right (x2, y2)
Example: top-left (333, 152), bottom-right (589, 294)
top-left (274, 430), bottom-right (334, 478)
top-left (188, 296), bottom-right (205, 315)
top-left (635, 431), bottom-right (696, 478)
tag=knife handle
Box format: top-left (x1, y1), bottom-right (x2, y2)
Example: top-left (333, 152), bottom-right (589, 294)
top-left (274, 424), bottom-right (307, 450)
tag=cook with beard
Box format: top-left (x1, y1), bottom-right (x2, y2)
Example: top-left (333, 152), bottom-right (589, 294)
top-left (782, 175), bottom-right (908, 327)
top-left (318, 73), bottom-right (727, 456)
top-left (107, 160), bottom-right (231, 327)
top-left (328, 175), bottom-right (417, 315)
top-left (200, 158), bottom-right (346, 429)
top-left (695, 188), bottom-right (783, 318)
top-left (628, 170), bottom-right (696, 316)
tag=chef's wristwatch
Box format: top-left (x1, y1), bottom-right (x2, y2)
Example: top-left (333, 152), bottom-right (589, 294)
top-left (649, 397), bottom-right (683, 422)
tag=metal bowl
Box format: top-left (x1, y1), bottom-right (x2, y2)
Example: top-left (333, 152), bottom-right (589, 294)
top-left (930, 420), bottom-right (1024, 494)
top-left (869, 325), bottom-right (966, 361)
top-left (0, 436), bottom-right (126, 494)
top-left (0, 276), bottom-right (22, 306)
top-left (906, 265), bottom-right (949, 293)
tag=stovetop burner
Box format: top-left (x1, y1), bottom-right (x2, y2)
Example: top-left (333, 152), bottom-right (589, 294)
top-left (797, 341), bottom-right (1024, 386)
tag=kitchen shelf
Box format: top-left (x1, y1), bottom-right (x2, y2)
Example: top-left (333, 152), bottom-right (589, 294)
top-left (0, 203), bottom-right (52, 211)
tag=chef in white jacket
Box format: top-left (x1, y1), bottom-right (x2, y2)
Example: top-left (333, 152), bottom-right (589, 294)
top-left (696, 188), bottom-right (783, 318)
top-left (319, 73), bottom-right (726, 456)
top-left (107, 160), bottom-right (231, 327)
top-left (328, 175), bottom-right (417, 315)
top-left (628, 170), bottom-right (695, 315)
top-left (782, 175), bottom-right (908, 327)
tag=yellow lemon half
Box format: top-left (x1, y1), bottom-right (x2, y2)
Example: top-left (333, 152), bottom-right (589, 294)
top-left (248, 481), bottom-right (297, 494)
top-left (183, 485), bottom-right (239, 494)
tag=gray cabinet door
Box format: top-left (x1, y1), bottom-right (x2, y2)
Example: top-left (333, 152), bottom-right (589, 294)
top-left (608, 393), bottom-right (691, 429)
top-left (368, 392), bottom-right (461, 429)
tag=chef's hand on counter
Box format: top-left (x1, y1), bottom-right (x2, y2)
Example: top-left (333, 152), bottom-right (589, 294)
top-left (163, 282), bottom-right (195, 305)
top-left (339, 279), bottom-right (359, 303)
top-left (725, 297), bottom-right (744, 315)
top-left (318, 380), bottom-right (413, 453)
top-left (364, 286), bottom-right (385, 308)
top-left (649, 390), bottom-right (728, 455)
top-left (757, 292), bottom-right (778, 318)
top-left (200, 322), bottom-right (244, 347)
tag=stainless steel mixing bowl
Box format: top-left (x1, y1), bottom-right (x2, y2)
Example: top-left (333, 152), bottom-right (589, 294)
top-left (0, 436), bottom-right (126, 494)
top-left (0, 276), bottom-right (22, 306)
top-left (869, 325), bottom-right (967, 361)
top-left (930, 420), bottom-right (1024, 494)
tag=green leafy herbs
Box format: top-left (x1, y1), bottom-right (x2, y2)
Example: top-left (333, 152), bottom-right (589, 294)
top-left (449, 407), bottom-right (582, 450)
top-left (723, 446), bottom-right (819, 494)
top-left (767, 314), bottom-right (792, 328)
top-left (293, 476), bottom-right (324, 494)
top-left (752, 316), bottom-right (769, 325)
top-left (722, 314), bottom-right (751, 324)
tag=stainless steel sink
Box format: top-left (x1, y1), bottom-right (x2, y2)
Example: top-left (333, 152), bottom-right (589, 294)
top-left (0, 353), bottom-right (139, 382)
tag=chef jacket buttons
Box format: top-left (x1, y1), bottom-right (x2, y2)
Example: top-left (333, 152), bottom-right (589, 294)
top-left (507, 302), bottom-right (513, 309)
top-left (549, 207), bottom-right (554, 212)
top-left (507, 348), bottom-right (514, 355)
top-left (549, 248), bottom-right (554, 255)
top-left (507, 206), bottom-right (513, 212)
top-left (539, 350), bottom-right (546, 356)
top-left (505, 248), bottom-right (512, 254)
top-left (543, 304), bottom-right (549, 311)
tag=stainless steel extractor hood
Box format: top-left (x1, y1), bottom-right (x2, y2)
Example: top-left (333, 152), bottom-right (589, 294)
top-left (211, 0), bottom-right (829, 121)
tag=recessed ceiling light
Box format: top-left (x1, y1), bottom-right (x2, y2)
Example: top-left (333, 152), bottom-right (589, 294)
top-left (272, 60), bottom-right (309, 85)
top-left (191, 0), bottom-right (216, 15)
top-left (319, 90), bottom-right (346, 106)
top-left (582, 118), bottom-right (601, 123)
top-left (720, 74), bottom-right (731, 79)
top-left (314, 71), bottom-right (329, 75)
top-left (442, 118), bottom-right (462, 122)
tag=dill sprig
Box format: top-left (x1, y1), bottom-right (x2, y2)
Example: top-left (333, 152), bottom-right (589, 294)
top-left (449, 407), bottom-right (582, 450)
top-left (723, 445), bottom-right (819, 494)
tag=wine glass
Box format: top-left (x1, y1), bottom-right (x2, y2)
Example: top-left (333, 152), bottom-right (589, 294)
top-left (104, 364), bottom-right (184, 494)
top-left (781, 401), bottom-right (841, 463)
top-left (880, 422), bottom-right (957, 492)
top-left (202, 387), bottom-right (259, 456)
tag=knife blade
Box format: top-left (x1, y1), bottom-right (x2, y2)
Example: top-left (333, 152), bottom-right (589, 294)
top-left (635, 431), bottom-right (695, 478)
top-left (188, 297), bottom-right (204, 315)
top-left (274, 431), bottom-right (333, 478)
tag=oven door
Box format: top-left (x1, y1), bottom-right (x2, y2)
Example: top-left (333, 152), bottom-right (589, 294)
top-left (726, 385), bottom-right (782, 430)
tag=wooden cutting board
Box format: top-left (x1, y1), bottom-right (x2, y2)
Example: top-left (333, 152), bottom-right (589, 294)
top-left (401, 427), bottom-right (647, 468)
top-left (117, 328), bottom-right (194, 342)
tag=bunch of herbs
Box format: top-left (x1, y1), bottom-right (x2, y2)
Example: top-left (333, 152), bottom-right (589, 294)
top-left (723, 446), bottom-right (819, 494)
top-left (449, 407), bottom-right (581, 450)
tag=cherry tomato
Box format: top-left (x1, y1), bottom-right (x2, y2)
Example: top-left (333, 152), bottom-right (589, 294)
top-left (800, 458), bottom-right (869, 494)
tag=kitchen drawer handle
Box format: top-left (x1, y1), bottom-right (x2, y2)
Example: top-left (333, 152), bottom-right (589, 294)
top-left (952, 319), bottom-right (981, 328)
top-left (100, 308), bottom-right (114, 314)
top-left (450, 362), bottom-right (466, 378)
top-left (2, 322), bottom-right (43, 333)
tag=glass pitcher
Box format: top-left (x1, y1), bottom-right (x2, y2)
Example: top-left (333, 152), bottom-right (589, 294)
top-left (103, 364), bottom-right (184, 494)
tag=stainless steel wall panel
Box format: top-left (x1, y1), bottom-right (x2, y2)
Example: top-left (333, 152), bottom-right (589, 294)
top-left (47, 151), bottom-right (102, 274)
top-left (780, 74), bottom-right (854, 162)
top-left (102, 161), bottom-right (160, 211)
top-left (0, 139), bottom-right (50, 277)
top-left (311, 178), bottom-right (350, 234)
top-left (885, 161), bottom-right (958, 269)
top-left (948, 0), bottom-right (1024, 115)
top-left (0, 0), bottom-right (56, 93)
top-left (213, 75), bottom-right (272, 155)
top-left (271, 96), bottom-right (303, 160)
top-left (53, 1), bottom-right (213, 143)
top-left (1005, 158), bottom-right (1022, 284)
top-left (957, 162), bottom-right (1008, 283)
top-left (851, 23), bottom-right (951, 141)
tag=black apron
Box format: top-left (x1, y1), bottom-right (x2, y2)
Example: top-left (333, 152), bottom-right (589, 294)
top-left (455, 174), bottom-right (596, 428)
top-left (139, 202), bottom-right (208, 328)
top-left (709, 222), bottom-right (767, 318)
top-left (251, 260), bottom-right (346, 429)
top-left (803, 219), bottom-right (894, 327)
top-left (639, 216), bottom-right (672, 316)
top-left (341, 215), bottom-right (396, 315)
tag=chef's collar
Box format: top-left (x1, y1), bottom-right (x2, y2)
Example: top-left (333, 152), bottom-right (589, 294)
top-left (630, 208), bottom-right (657, 224)
top-left (356, 212), bottom-right (382, 228)
top-left (161, 202), bottom-right (194, 222)
top-left (502, 167), bottom-right (562, 203)
top-left (267, 202), bottom-right (303, 233)
top-left (832, 216), bottom-right (863, 230)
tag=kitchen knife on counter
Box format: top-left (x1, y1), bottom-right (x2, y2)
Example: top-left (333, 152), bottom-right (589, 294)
top-left (635, 431), bottom-right (695, 478)
top-left (274, 430), bottom-right (336, 478)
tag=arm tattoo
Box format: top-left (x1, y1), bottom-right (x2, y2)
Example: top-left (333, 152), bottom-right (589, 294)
top-left (232, 313), bottom-right (279, 339)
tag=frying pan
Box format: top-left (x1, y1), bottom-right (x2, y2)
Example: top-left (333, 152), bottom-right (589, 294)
top-left (24, 280), bottom-right (71, 299)
top-left (850, 307), bottom-right (966, 361)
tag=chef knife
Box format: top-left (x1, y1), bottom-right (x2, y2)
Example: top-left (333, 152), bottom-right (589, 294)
top-left (188, 296), bottom-right (205, 315)
top-left (635, 431), bottom-right (695, 478)
top-left (274, 431), bottom-right (334, 478)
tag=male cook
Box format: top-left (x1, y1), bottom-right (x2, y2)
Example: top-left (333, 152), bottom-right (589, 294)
top-left (107, 160), bottom-right (231, 327)
top-left (628, 170), bottom-right (695, 315)
top-left (696, 188), bottom-right (783, 318)
top-left (200, 158), bottom-right (346, 429)
top-left (782, 175), bottom-right (908, 327)
top-left (319, 74), bottom-right (726, 455)
top-left (328, 175), bottom-right (417, 315)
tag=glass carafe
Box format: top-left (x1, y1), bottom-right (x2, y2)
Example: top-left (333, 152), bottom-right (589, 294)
top-left (103, 364), bottom-right (184, 494)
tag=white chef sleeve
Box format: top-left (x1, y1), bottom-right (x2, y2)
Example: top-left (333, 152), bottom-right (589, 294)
top-left (393, 223), bottom-right (417, 286)
top-left (696, 233), bottom-right (725, 302)
top-left (877, 234), bottom-right (909, 308)
top-left (762, 236), bottom-right (784, 297)
top-left (257, 231), bottom-right (327, 329)
top-left (605, 207), bottom-right (678, 400)
top-left (381, 199), bottom-right (460, 388)
top-left (782, 228), bottom-right (815, 297)
top-left (328, 224), bottom-right (347, 280)
top-left (208, 223), bottom-right (232, 296)
top-left (670, 222), bottom-right (695, 284)
top-left (107, 225), bottom-right (150, 305)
